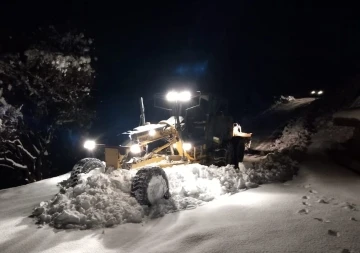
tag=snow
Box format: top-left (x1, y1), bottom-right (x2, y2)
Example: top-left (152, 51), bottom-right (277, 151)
top-left (270, 118), bottom-right (310, 152)
top-left (32, 164), bottom-right (252, 229)
top-left (1, 144), bottom-right (359, 252)
top-left (263, 97), bottom-right (316, 114)
top-left (0, 97), bottom-right (7, 105)
top-left (334, 108), bottom-right (360, 123)
top-left (1, 101), bottom-right (360, 252)
top-left (313, 117), bottom-right (354, 150)
top-left (0, 157), bottom-right (27, 169)
top-left (126, 116), bottom-right (184, 135)
top-left (128, 123), bottom-right (166, 134)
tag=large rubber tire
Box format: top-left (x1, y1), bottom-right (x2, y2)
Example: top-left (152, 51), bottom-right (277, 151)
top-left (131, 167), bottom-right (170, 206)
top-left (69, 158), bottom-right (105, 187)
top-left (225, 137), bottom-right (245, 168)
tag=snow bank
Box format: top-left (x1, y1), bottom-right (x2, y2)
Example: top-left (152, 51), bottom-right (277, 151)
top-left (245, 152), bottom-right (299, 184)
top-left (246, 117), bottom-right (310, 184)
top-left (33, 168), bottom-right (143, 229)
top-left (314, 116), bottom-right (354, 149)
top-left (270, 118), bottom-right (310, 152)
top-left (32, 161), bottom-right (298, 229)
top-left (146, 164), bottom-right (242, 218)
top-left (32, 164), bottom-right (243, 229)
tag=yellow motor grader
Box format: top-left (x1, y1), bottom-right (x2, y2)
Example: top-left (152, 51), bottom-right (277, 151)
top-left (69, 91), bottom-right (252, 205)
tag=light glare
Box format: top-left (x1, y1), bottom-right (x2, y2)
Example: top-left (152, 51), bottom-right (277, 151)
top-left (130, 144), bottom-right (141, 154)
top-left (84, 140), bottom-right (96, 151)
top-left (183, 142), bottom-right (192, 151)
top-left (166, 91), bottom-right (178, 102)
top-left (311, 90), bottom-right (316, 94)
top-left (148, 129), bottom-right (156, 136)
top-left (178, 91), bottom-right (191, 102)
top-left (318, 90), bottom-right (323, 95)
top-left (166, 90), bottom-right (191, 102)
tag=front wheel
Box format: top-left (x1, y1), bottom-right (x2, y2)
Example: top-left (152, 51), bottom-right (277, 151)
top-left (131, 167), bottom-right (170, 206)
top-left (68, 158), bottom-right (105, 187)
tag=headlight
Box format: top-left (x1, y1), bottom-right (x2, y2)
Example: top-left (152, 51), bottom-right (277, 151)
top-left (311, 90), bottom-right (316, 95)
top-left (317, 90), bottom-right (323, 95)
top-left (84, 140), bottom-right (96, 151)
top-left (183, 142), bottom-right (192, 151)
top-left (130, 144), bottom-right (141, 154)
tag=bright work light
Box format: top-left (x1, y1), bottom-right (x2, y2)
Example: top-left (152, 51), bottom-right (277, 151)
top-left (166, 90), bottom-right (191, 102)
top-left (178, 91), bottom-right (191, 102)
top-left (84, 140), bottom-right (96, 151)
top-left (130, 144), bottom-right (141, 154)
top-left (166, 91), bottom-right (178, 102)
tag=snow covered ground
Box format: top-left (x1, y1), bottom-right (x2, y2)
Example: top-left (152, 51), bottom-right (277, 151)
top-left (1, 138), bottom-right (359, 252)
top-left (1, 96), bottom-right (359, 253)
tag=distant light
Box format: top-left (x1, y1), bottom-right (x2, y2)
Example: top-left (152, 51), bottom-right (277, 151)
top-left (84, 140), bottom-right (96, 151)
top-left (166, 91), bottom-right (178, 102)
top-left (318, 90), bottom-right (323, 95)
top-left (311, 90), bottom-right (316, 95)
top-left (130, 144), bottom-right (141, 154)
top-left (148, 129), bottom-right (156, 136)
top-left (178, 91), bottom-right (191, 102)
top-left (183, 142), bottom-right (192, 151)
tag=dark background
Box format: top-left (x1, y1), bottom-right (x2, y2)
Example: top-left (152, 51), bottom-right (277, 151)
top-left (1, 1), bottom-right (360, 144)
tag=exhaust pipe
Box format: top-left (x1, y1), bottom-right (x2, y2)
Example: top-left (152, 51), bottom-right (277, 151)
top-left (139, 97), bottom-right (146, 126)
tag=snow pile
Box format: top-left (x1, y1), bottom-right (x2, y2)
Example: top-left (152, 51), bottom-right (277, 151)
top-left (314, 116), bottom-right (354, 148)
top-left (245, 117), bottom-right (310, 185)
top-left (146, 164), bottom-right (242, 217)
top-left (33, 168), bottom-right (144, 229)
top-left (245, 152), bottom-right (299, 184)
top-left (271, 95), bottom-right (296, 107)
top-left (270, 118), bottom-right (310, 152)
top-left (32, 164), bottom-right (243, 229)
top-left (279, 95), bottom-right (295, 103)
top-left (32, 158), bottom-right (303, 229)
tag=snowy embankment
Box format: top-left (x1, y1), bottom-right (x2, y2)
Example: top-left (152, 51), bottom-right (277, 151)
top-left (1, 146), bottom-right (359, 253)
top-left (1, 103), bottom-right (360, 252)
top-left (32, 164), bottom-right (268, 229)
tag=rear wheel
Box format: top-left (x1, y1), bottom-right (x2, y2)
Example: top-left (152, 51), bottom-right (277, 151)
top-left (69, 158), bottom-right (105, 186)
top-left (225, 137), bottom-right (245, 168)
top-left (131, 167), bottom-right (170, 206)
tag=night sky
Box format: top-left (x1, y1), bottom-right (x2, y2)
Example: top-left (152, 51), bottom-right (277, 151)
top-left (1, 1), bottom-right (360, 143)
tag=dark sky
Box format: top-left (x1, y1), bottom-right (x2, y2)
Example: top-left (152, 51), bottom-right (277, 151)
top-left (1, 1), bottom-right (360, 142)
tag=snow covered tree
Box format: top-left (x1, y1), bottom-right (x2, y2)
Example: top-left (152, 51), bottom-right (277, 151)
top-left (0, 27), bottom-right (95, 186)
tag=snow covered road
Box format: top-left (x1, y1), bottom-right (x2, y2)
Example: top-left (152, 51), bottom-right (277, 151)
top-left (1, 147), bottom-right (359, 252)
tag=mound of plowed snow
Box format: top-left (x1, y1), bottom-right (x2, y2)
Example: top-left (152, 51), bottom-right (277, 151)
top-left (32, 162), bottom-right (298, 229)
top-left (33, 164), bottom-right (244, 229)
